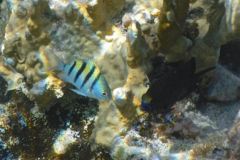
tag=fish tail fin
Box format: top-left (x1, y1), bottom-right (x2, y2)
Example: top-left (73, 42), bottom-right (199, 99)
top-left (41, 50), bottom-right (65, 75)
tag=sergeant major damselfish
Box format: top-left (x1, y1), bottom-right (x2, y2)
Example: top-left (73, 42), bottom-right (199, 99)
top-left (51, 59), bottom-right (112, 101)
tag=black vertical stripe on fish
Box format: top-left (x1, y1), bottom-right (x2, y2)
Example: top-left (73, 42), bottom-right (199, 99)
top-left (74, 61), bottom-right (87, 82)
top-left (80, 66), bottom-right (96, 88)
top-left (90, 72), bottom-right (101, 91)
top-left (68, 61), bottom-right (76, 75)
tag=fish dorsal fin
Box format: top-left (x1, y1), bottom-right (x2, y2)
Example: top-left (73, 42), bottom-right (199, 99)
top-left (81, 58), bottom-right (96, 65)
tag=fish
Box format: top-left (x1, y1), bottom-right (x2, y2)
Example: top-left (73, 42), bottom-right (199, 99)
top-left (54, 59), bottom-right (112, 101)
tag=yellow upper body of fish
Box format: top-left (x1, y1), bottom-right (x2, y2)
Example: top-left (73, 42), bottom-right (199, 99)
top-left (56, 59), bottom-right (112, 101)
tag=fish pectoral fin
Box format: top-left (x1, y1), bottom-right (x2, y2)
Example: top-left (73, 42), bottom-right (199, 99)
top-left (70, 88), bottom-right (86, 97)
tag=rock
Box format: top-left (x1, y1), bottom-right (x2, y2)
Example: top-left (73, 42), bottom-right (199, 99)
top-left (227, 110), bottom-right (240, 159)
top-left (205, 65), bottom-right (240, 102)
top-left (0, 75), bottom-right (8, 103)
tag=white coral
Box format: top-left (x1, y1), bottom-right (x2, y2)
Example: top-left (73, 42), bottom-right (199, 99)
top-left (53, 128), bottom-right (80, 155)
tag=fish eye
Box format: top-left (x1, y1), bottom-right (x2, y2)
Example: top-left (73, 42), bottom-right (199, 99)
top-left (102, 92), bottom-right (107, 96)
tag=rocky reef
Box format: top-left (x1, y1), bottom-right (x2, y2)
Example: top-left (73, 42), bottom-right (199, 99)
top-left (0, 0), bottom-right (240, 159)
